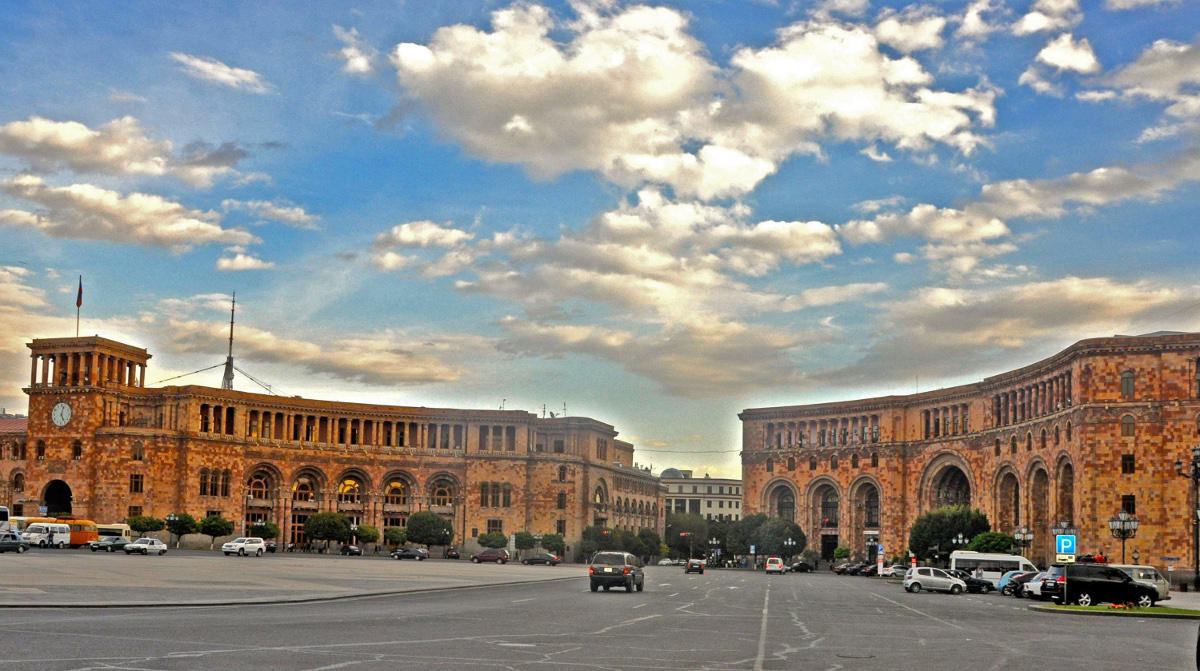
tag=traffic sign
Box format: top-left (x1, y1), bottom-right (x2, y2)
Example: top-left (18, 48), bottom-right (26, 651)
top-left (1056, 554), bottom-right (1076, 563)
top-left (1055, 534), bottom-right (1076, 555)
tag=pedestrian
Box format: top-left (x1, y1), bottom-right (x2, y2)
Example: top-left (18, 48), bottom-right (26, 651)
top-left (47, 529), bottom-right (54, 547)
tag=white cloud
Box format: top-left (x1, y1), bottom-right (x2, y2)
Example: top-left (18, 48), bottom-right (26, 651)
top-left (1019, 66), bottom-right (1062, 95)
top-left (1099, 37), bottom-right (1200, 120)
top-left (956, 0), bottom-right (1004, 41)
top-left (1036, 33), bottom-right (1100, 73)
top-left (0, 175), bottom-right (257, 251)
top-left (1012, 0), bottom-right (1082, 36)
top-left (170, 52), bottom-right (273, 94)
top-left (1105, 0), bottom-right (1181, 7)
top-left (373, 220), bottom-right (474, 248)
top-left (0, 266), bottom-right (46, 308)
top-left (874, 9), bottom-right (948, 53)
top-left (371, 251), bottom-right (417, 272)
top-left (860, 145), bottom-right (893, 162)
top-left (216, 253), bottom-right (275, 271)
top-left (222, 199), bottom-right (319, 229)
top-left (333, 25), bottom-right (377, 74)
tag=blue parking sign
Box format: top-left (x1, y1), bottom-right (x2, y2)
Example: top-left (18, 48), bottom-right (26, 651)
top-left (1056, 535), bottom-right (1076, 554)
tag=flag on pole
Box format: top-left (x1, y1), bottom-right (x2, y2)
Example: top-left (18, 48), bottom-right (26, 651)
top-left (76, 276), bottom-right (83, 308)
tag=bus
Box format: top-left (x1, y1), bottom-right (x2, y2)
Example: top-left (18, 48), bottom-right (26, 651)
top-left (61, 519), bottom-right (99, 547)
top-left (9, 516), bottom-right (57, 533)
top-left (96, 523), bottom-right (133, 541)
top-left (0, 506), bottom-right (8, 533)
top-left (949, 551), bottom-right (1037, 587)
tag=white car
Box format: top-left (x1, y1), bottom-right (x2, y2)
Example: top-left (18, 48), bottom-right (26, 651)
top-left (882, 564), bottom-right (908, 577)
top-left (765, 557), bottom-right (785, 574)
top-left (904, 566), bottom-right (965, 594)
top-left (222, 537), bottom-right (267, 556)
top-left (124, 538), bottom-right (168, 555)
top-left (657, 558), bottom-right (676, 566)
top-left (1021, 572), bottom-right (1047, 599)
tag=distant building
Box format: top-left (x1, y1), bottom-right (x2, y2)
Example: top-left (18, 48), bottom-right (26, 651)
top-left (659, 468), bottom-right (743, 522)
top-left (740, 331), bottom-right (1200, 570)
top-left (0, 335), bottom-right (663, 553)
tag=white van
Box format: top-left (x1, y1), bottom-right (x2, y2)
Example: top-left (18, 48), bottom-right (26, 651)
top-left (22, 522), bottom-right (71, 548)
top-left (1110, 564), bottom-right (1171, 601)
top-left (97, 523), bottom-right (133, 541)
top-left (949, 551), bottom-right (1037, 588)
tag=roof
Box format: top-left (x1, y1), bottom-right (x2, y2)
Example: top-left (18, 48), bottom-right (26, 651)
top-left (0, 417), bottom-right (28, 434)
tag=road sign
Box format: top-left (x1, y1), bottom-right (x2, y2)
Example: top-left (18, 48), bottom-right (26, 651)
top-left (749, 545), bottom-right (755, 554)
top-left (1055, 534), bottom-right (1076, 555)
top-left (1056, 554), bottom-right (1076, 563)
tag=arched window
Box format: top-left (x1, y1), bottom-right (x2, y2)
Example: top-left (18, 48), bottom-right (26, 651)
top-left (809, 457), bottom-right (817, 471)
top-left (199, 469), bottom-right (209, 496)
top-left (12, 472), bottom-right (24, 492)
top-left (1026, 433), bottom-right (1032, 452)
top-left (338, 477), bottom-right (362, 504)
top-left (1055, 425), bottom-right (1061, 445)
top-left (851, 454), bottom-right (859, 469)
top-left (1121, 415), bottom-right (1135, 437)
top-left (1040, 429), bottom-right (1047, 450)
top-left (220, 469), bottom-right (231, 497)
top-left (1067, 421), bottom-right (1072, 441)
top-left (72, 440), bottom-right (82, 460)
top-left (831, 455), bottom-right (839, 469)
top-left (766, 458), bottom-right (773, 473)
top-left (248, 474), bottom-right (270, 499)
top-left (1010, 436), bottom-right (1017, 454)
top-left (36, 440), bottom-right (45, 460)
top-left (1120, 371), bottom-right (1135, 398)
top-left (787, 457), bottom-right (795, 470)
top-left (432, 482), bottom-right (452, 506)
top-left (558, 466), bottom-right (567, 482)
top-left (385, 480), bottom-right (408, 504)
top-left (293, 477), bottom-right (316, 502)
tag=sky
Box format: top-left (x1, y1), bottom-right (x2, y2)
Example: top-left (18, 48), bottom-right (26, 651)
top-left (1, 0), bottom-right (1199, 479)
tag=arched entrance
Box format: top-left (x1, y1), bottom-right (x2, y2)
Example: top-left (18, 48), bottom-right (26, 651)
top-left (765, 481), bottom-right (797, 522)
top-left (996, 471), bottom-right (1020, 532)
top-left (1056, 459), bottom-right (1075, 526)
top-left (43, 479), bottom-right (72, 515)
top-left (1029, 467), bottom-right (1050, 565)
top-left (931, 466), bottom-right (971, 507)
top-left (810, 481), bottom-right (841, 560)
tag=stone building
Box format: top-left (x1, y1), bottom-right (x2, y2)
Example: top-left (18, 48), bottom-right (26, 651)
top-left (0, 335), bottom-right (663, 552)
top-left (660, 468), bottom-right (744, 522)
top-left (740, 332), bottom-right (1200, 571)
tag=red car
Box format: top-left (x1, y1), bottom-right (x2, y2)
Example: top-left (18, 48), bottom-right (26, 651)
top-left (471, 548), bottom-right (509, 563)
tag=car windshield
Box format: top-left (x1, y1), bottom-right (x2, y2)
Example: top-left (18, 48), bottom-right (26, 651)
top-left (591, 552), bottom-right (625, 565)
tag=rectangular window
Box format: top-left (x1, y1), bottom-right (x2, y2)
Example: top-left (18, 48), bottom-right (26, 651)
top-left (1121, 494), bottom-right (1136, 516)
top-left (706, 500), bottom-right (712, 508)
top-left (556, 519), bottom-right (566, 535)
top-left (1121, 454), bottom-right (1135, 474)
top-left (553, 439), bottom-right (564, 453)
top-left (129, 473), bottom-right (144, 494)
top-left (127, 505), bottom-right (142, 518)
top-left (718, 500), bottom-right (725, 508)
top-left (206, 510), bottom-right (222, 519)
top-left (486, 519), bottom-right (503, 535)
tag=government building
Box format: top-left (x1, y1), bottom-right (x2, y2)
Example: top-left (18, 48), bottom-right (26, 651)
top-left (0, 335), bottom-right (663, 554)
top-left (740, 332), bottom-right (1200, 572)
top-left (660, 468), bottom-right (743, 522)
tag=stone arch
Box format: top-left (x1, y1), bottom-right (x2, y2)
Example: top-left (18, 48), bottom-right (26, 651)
top-left (591, 477), bottom-right (610, 526)
top-left (289, 466), bottom-right (328, 503)
top-left (335, 468), bottom-right (371, 506)
top-left (245, 463), bottom-right (283, 498)
top-left (920, 453), bottom-right (973, 511)
top-left (1027, 464), bottom-right (1051, 565)
top-left (43, 479), bottom-right (72, 515)
top-left (848, 475), bottom-right (882, 538)
top-left (425, 472), bottom-right (462, 506)
top-left (994, 466), bottom-right (1020, 532)
top-left (381, 470), bottom-right (417, 505)
top-left (806, 477), bottom-right (842, 533)
top-left (762, 478), bottom-right (798, 522)
top-left (8, 469), bottom-right (25, 495)
top-left (1054, 454), bottom-right (1076, 527)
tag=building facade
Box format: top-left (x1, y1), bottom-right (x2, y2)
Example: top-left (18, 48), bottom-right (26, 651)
top-left (0, 336), bottom-right (663, 553)
top-left (660, 468), bottom-right (743, 522)
top-left (740, 332), bottom-right (1200, 571)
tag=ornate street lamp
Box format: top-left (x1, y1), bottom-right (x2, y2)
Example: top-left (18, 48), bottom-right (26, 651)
top-left (1013, 526), bottom-right (1033, 556)
top-left (709, 537), bottom-right (720, 564)
top-left (165, 512), bottom-right (178, 548)
top-left (1108, 510), bottom-right (1139, 564)
top-left (783, 537), bottom-right (796, 562)
top-left (1175, 445), bottom-right (1200, 588)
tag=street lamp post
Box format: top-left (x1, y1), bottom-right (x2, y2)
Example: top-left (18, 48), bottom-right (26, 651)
top-left (1108, 510), bottom-right (1139, 564)
top-left (1175, 445), bottom-right (1200, 588)
top-left (709, 537), bottom-right (720, 564)
top-left (783, 537), bottom-right (796, 563)
top-left (165, 513), bottom-right (178, 549)
top-left (1013, 526), bottom-right (1034, 557)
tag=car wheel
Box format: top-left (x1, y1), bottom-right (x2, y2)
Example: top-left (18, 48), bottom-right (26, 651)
top-left (256, 549), bottom-right (263, 557)
top-left (418, 556), bottom-right (425, 561)
top-left (982, 584), bottom-right (992, 593)
top-left (523, 559), bottom-right (530, 565)
top-left (603, 585), bottom-right (610, 591)
top-left (239, 548), bottom-right (246, 556)
top-left (1075, 592), bottom-right (1093, 607)
top-left (1001, 585), bottom-right (1013, 596)
top-left (224, 552), bottom-right (231, 556)
top-left (950, 585), bottom-right (962, 595)
top-left (637, 579), bottom-right (644, 592)
top-left (91, 547), bottom-right (98, 552)
top-left (1137, 594), bottom-right (1154, 608)
top-left (472, 557), bottom-right (480, 563)
top-left (1013, 589), bottom-right (1024, 599)
top-left (590, 582), bottom-right (599, 592)
top-left (16, 545), bottom-right (26, 554)
top-left (499, 559), bottom-right (506, 564)
top-left (159, 549), bottom-right (166, 555)
top-left (909, 582), bottom-right (921, 593)
top-left (39, 541), bottom-right (46, 548)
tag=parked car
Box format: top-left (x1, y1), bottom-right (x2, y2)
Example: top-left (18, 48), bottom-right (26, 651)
top-left (340, 544), bottom-right (362, 556)
top-left (947, 569), bottom-right (994, 593)
top-left (657, 558), bottom-right (676, 566)
top-left (858, 563), bottom-right (879, 577)
top-left (124, 538), bottom-right (168, 555)
top-left (765, 557), bottom-right (785, 574)
top-left (0, 532), bottom-right (30, 553)
top-left (471, 548), bottom-right (510, 564)
top-left (390, 547), bottom-right (428, 560)
top-left (221, 537), bottom-right (267, 557)
top-left (1001, 571), bottom-right (1039, 596)
top-left (787, 561), bottom-right (813, 573)
top-left (264, 540), bottom-right (278, 553)
top-left (904, 566), bottom-right (966, 594)
top-left (88, 536), bottom-right (130, 553)
top-left (588, 551), bottom-right (645, 592)
top-left (1021, 572), bottom-right (1050, 599)
top-left (685, 558), bottom-right (705, 574)
top-left (1064, 563), bottom-right (1158, 607)
top-left (1110, 564), bottom-right (1171, 601)
top-left (1041, 564), bottom-right (1066, 602)
top-left (523, 552), bottom-right (560, 565)
top-left (882, 564), bottom-right (909, 577)
top-left (997, 570), bottom-right (1033, 596)
top-left (443, 547), bottom-right (460, 559)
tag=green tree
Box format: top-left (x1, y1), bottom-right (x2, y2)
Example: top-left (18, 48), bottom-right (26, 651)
top-left (579, 525), bottom-right (612, 559)
top-left (754, 517), bottom-right (806, 559)
top-left (127, 514), bottom-right (164, 538)
top-left (353, 523), bottom-right (379, 546)
top-left (514, 531), bottom-right (536, 558)
top-left (406, 511), bottom-right (454, 547)
top-left (967, 531), bottom-right (1016, 553)
top-left (637, 528), bottom-right (662, 561)
top-left (478, 531), bottom-right (508, 549)
top-left (615, 529), bottom-right (644, 556)
top-left (164, 513), bottom-right (197, 547)
top-left (726, 513), bottom-right (769, 556)
top-left (833, 546), bottom-right (851, 560)
top-left (665, 513), bottom-right (708, 558)
top-left (800, 548), bottom-right (820, 566)
top-left (303, 512), bottom-right (351, 551)
top-left (384, 526), bottom-right (407, 548)
top-left (248, 520), bottom-right (279, 540)
top-left (199, 514), bottom-right (234, 549)
top-left (907, 505), bottom-right (991, 562)
top-left (540, 533), bottom-right (565, 556)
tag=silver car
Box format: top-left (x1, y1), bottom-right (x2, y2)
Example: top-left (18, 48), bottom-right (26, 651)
top-left (904, 566), bottom-right (965, 594)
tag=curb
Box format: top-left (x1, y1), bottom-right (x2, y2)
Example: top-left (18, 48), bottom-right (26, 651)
top-left (0, 575), bottom-right (582, 610)
top-left (1027, 604), bottom-right (1200, 620)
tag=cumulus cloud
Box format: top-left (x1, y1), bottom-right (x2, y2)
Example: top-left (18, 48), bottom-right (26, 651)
top-left (333, 25), bottom-right (377, 74)
top-left (955, 0), bottom-right (1004, 41)
top-left (1105, 0), bottom-right (1182, 7)
top-left (389, 3), bottom-right (996, 200)
top-left (1036, 33), bottom-right (1100, 73)
top-left (1097, 36), bottom-right (1200, 120)
top-left (373, 220), bottom-right (474, 248)
top-left (222, 199), bottom-right (319, 228)
top-left (170, 53), bottom-right (273, 93)
top-left (1012, 0), bottom-right (1082, 36)
top-left (0, 175), bottom-right (257, 251)
top-left (0, 266), bottom-right (46, 309)
top-left (216, 253), bottom-right (275, 271)
top-left (874, 8), bottom-right (948, 53)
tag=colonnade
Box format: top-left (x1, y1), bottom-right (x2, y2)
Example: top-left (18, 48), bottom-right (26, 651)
top-left (992, 371), bottom-right (1073, 427)
top-left (29, 351), bottom-right (145, 388)
top-left (765, 415), bottom-right (881, 449)
top-left (922, 403), bottom-right (970, 439)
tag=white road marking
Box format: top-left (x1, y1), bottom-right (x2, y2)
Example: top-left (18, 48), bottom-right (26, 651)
top-left (754, 582), bottom-right (771, 671)
top-left (633, 603), bottom-right (647, 609)
top-left (496, 643), bottom-right (536, 647)
top-left (869, 592), bottom-right (965, 630)
top-left (594, 613), bottom-right (660, 634)
top-left (509, 598), bottom-right (535, 603)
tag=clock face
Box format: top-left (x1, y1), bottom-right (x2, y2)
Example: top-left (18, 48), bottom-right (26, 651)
top-left (51, 401), bottom-right (72, 427)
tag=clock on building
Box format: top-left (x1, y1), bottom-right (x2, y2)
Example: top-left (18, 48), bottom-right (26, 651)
top-left (51, 401), bottom-right (72, 427)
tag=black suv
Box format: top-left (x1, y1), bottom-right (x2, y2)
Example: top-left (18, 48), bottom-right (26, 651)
top-left (684, 559), bottom-right (705, 574)
top-left (1041, 564), bottom-right (1066, 602)
top-left (589, 551), bottom-right (645, 592)
top-left (1064, 563), bottom-right (1157, 607)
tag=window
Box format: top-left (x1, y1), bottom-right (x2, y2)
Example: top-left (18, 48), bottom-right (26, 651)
top-left (994, 439), bottom-right (1001, 457)
top-left (1055, 425), bottom-right (1061, 445)
top-left (851, 454), bottom-right (859, 469)
top-left (36, 440), bottom-right (45, 460)
top-left (384, 480), bottom-right (408, 505)
top-left (557, 492), bottom-right (567, 509)
top-left (220, 469), bottom-right (231, 497)
top-left (766, 458), bottom-right (773, 472)
top-left (809, 457), bottom-right (817, 471)
top-left (1121, 454), bottom-right (1136, 474)
top-left (199, 469), bottom-right (209, 496)
top-left (338, 478), bottom-right (363, 504)
top-left (1026, 433), bottom-right (1033, 452)
top-left (1121, 494), bottom-right (1136, 515)
top-left (1121, 415), bottom-right (1135, 437)
top-left (787, 457), bottom-right (795, 470)
top-left (486, 519), bottom-right (503, 535)
top-left (558, 466), bottom-right (567, 482)
top-left (556, 520), bottom-right (566, 535)
top-left (831, 455), bottom-right (839, 469)
top-left (597, 439), bottom-right (608, 461)
top-left (132, 441), bottom-right (144, 461)
top-left (205, 510), bottom-right (221, 519)
top-left (1067, 421), bottom-right (1072, 441)
top-left (432, 484), bottom-right (452, 506)
top-left (11, 472), bottom-right (24, 492)
top-left (871, 452), bottom-right (878, 468)
top-left (127, 506), bottom-right (142, 518)
top-left (1011, 436), bottom-right (1017, 454)
top-left (129, 473), bottom-right (144, 493)
top-left (553, 440), bottom-right (564, 454)
top-left (1120, 371), bottom-right (1135, 398)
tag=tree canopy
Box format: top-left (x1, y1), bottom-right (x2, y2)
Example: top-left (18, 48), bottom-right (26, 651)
top-left (908, 506), bottom-right (991, 560)
top-left (539, 533), bottom-right (565, 555)
top-left (726, 513), bottom-right (769, 555)
top-left (127, 514), bottom-right (164, 537)
top-left (199, 514), bottom-right (234, 548)
top-left (249, 520), bottom-right (279, 540)
top-left (164, 513), bottom-right (197, 542)
top-left (665, 513), bottom-right (708, 557)
top-left (754, 517), bottom-right (806, 558)
top-left (303, 512), bottom-right (352, 546)
top-left (384, 526), bottom-right (407, 547)
top-left (477, 531), bottom-right (508, 549)
top-left (353, 523), bottom-right (380, 544)
top-left (514, 531), bottom-right (536, 552)
top-left (405, 511), bottom-right (454, 547)
top-left (966, 531), bottom-right (1016, 554)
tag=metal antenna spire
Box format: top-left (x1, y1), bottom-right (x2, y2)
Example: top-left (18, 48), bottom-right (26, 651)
top-left (221, 292), bottom-right (236, 390)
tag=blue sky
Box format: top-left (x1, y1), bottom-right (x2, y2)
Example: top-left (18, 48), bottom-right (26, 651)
top-left (2, 0), bottom-right (1199, 477)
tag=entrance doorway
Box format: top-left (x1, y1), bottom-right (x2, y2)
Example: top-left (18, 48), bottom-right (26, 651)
top-left (43, 480), bottom-right (73, 515)
top-left (821, 534), bottom-right (839, 561)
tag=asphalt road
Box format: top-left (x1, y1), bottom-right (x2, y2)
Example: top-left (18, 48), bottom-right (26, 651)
top-left (0, 563), bottom-right (1194, 670)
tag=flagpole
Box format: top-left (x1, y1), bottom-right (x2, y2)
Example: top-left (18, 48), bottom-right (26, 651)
top-left (75, 275), bottom-right (82, 337)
